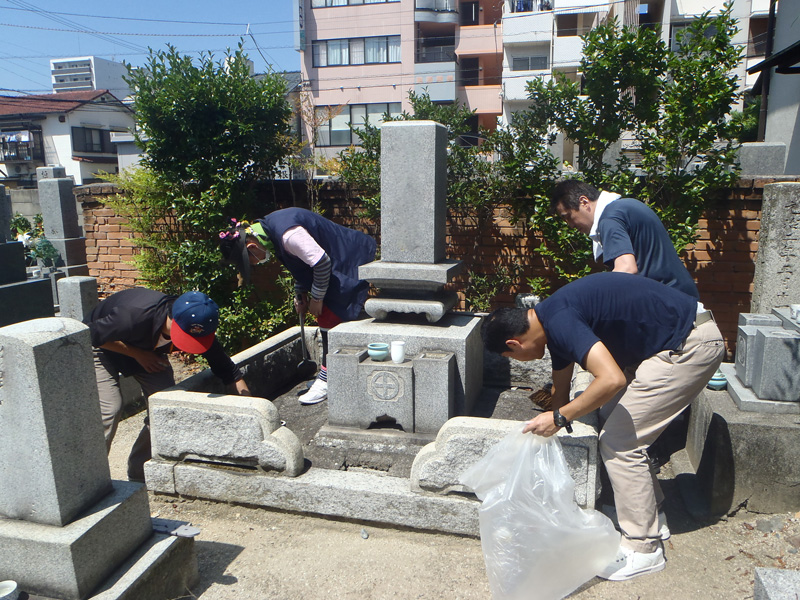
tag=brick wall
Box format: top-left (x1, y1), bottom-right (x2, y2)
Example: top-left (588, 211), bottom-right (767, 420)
top-left (75, 177), bottom-right (800, 354)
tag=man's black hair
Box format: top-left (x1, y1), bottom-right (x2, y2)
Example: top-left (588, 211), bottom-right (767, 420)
top-left (550, 180), bottom-right (601, 212)
top-left (481, 307), bottom-right (531, 355)
top-left (218, 224), bottom-right (252, 284)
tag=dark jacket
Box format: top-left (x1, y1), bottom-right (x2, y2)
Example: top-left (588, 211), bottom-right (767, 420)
top-left (84, 288), bottom-right (242, 384)
top-left (257, 208), bottom-right (376, 321)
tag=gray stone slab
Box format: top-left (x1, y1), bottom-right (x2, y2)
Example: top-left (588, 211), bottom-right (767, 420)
top-left (380, 121), bottom-right (447, 264)
top-left (36, 166), bottom-right (67, 181)
top-left (57, 276), bottom-right (99, 321)
top-left (48, 237), bottom-right (88, 268)
top-left (686, 387), bottom-right (800, 514)
top-left (751, 328), bottom-right (800, 401)
top-left (0, 481), bottom-right (153, 600)
top-left (734, 325), bottom-right (785, 389)
top-left (359, 260), bottom-right (464, 291)
top-left (722, 363), bottom-right (800, 415)
top-left (328, 347), bottom-right (416, 431)
top-left (160, 461), bottom-right (481, 536)
top-left (0, 241), bottom-right (26, 285)
top-left (772, 306), bottom-right (800, 334)
top-left (752, 183), bottom-right (800, 313)
top-left (0, 184), bottom-right (11, 243)
top-left (149, 390), bottom-right (304, 476)
top-left (38, 178), bottom-right (82, 240)
top-left (738, 142), bottom-right (787, 176)
top-left (365, 291), bottom-right (459, 323)
top-left (413, 351), bottom-right (455, 433)
top-left (0, 318), bottom-right (111, 526)
top-left (329, 314), bottom-right (483, 417)
top-left (739, 313), bottom-right (783, 327)
top-left (410, 416), bottom-right (601, 508)
top-left (754, 567), bottom-right (800, 600)
top-left (0, 279), bottom-right (55, 327)
top-left (88, 533), bottom-right (197, 600)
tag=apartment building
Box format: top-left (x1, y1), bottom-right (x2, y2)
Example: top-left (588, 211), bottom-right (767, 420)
top-left (295, 0), bottom-right (771, 160)
top-left (50, 56), bottom-right (131, 101)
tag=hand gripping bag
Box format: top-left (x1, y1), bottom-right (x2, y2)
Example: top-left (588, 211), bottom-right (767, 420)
top-left (460, 430), bottom-right (620, 600)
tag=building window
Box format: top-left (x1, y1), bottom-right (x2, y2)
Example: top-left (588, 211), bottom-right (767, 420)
top-left (311, 0), bottom-right (398, 6)
top-left (72, 127), bottom-right (113, 154)
top-left (511, 56), bottom-right (549, 71)
top-left (316, 102), bottom-right (402, 146)
top-left (312, 36), bottom-right (401, 67)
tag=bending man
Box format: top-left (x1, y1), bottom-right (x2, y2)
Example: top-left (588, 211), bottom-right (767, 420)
top-left (481, 272), bottom-right (723, 581)
top-left (85, 288), bottom-right (250, 482)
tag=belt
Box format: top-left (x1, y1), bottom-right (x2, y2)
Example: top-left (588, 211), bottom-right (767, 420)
top-left (694, 311), bottom-right (714, 327)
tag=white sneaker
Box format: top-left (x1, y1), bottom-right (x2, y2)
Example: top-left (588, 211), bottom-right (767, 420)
top-left (601, 504), bottom-right (671, 540)
top-left (299, 379), bottom-right (327, 405)
top-left (597, 545), bottom-right (666, 581)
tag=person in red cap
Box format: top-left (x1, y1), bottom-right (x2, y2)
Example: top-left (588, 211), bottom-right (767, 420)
top-left (85, 288), bottom-right (250, 482)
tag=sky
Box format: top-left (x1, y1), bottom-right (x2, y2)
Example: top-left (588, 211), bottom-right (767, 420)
top-left (0, 0), bottom-right (300, 95)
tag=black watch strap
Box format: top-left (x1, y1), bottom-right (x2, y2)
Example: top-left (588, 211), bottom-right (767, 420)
top-left (553, 408), bottom-right (573, 434)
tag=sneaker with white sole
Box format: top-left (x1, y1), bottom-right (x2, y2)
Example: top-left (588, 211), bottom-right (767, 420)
top-left (597, 545), bottom-right (666, 581)
top-left (601, 504), bottom-right (671, 540)
top-left (299, 379), bottom-right (327, 405)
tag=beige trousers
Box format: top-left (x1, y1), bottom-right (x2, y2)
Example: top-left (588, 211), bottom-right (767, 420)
top-left (598, 319), bottom-right (724, 553)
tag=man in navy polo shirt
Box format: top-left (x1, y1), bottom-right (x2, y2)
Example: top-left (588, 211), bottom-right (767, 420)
top-left (549, 179), bottom-right (699, 298)
top-left (481, 272), bottom-right (723, 581)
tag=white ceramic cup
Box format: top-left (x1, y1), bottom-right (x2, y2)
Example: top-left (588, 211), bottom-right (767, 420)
top-left (791, 304), bottom-right (800, 322)
top-left (390, 340), bottom-right (406, 364)
top-left (0, 580), bottom-right (19, 600)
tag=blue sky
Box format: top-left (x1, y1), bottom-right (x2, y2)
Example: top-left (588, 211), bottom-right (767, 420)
top-left (0, 0), bottom-right (300, 95)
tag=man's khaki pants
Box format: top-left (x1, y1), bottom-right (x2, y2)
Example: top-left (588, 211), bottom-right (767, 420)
top-left (599, 319), bottom-right (724, 553)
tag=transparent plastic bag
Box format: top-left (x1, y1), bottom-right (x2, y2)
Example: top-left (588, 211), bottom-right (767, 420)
top-left (460, 429), bottom-right (620, 600)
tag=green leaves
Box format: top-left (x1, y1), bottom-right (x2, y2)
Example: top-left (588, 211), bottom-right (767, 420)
top-left (115, 45), bottom-right (294, 352)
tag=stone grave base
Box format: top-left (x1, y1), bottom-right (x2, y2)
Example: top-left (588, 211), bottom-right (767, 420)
top-left (685, 388), bottom-right (800, 515)
top-left (0, 481), bottom-right (195, 600)
top-left (328, 314), bottom-right (483, 429)
top-left (721, 363), bottom-right (800, 415)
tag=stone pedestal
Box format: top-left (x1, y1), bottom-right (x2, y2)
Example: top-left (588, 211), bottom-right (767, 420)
top-left (686, 388), bottom-right (800, 514)
top-left (0, 317), bottom-right (197, 599)
top-left (328, 314), bottom-right (483, 429)
top-left (0, 241), bottom-right (54, 328)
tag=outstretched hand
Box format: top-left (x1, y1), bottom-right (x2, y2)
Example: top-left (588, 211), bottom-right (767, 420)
top-left (522, 412), bottom-right (559, 437)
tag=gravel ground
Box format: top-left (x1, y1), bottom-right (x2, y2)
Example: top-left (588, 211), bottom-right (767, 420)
top-left (104, 357), bottom-right (800, 599)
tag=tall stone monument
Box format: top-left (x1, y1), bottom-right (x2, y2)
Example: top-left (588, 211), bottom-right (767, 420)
top-left (686, 182), bottom-right (800, 514)
top-left (327, 121), bottom-right (483, 434)
top-left (37, 166), bottom-right (90, 279)
top-left (0, 318), bottom-right (197, 599)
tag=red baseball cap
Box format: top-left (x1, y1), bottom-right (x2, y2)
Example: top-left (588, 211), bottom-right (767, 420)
top-left (170, 291), bottom-right (219, 354)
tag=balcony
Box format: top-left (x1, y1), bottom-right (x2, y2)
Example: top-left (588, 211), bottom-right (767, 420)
top-left (552, 35), bottom-right (583, 68)
top-left (506, 0), bottom-right (553, 12)
top-left (503, 10), bottom-right (554, 44)
top-left (416, 44), bottom-right (456, 63)
top-left (0, 138), bottom-right (44, 163)
top-left (456, 24), bottom-right (503, 57)
top-left (457, 84), bottom-right (502, 114)
top-left (503, 71), bottom-right (550, 101)
top-left (415, 0), bottom-right (459, 24)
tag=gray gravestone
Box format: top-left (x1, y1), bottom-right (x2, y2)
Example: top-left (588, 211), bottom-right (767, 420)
top-left (380, 121), bottom-right (447, 264)
top-left (751, 183), bottom-right (800, 313)
top-left (0, 318), bottom-right (111, 525)
top-left (36, 173), bottom-right (88, 273)
top-left (0, 184), bottom-right (11, 242)
top-left (57, 276), bottom-right (99, 321)
top-left (750, 328), bottom-right (800, 401)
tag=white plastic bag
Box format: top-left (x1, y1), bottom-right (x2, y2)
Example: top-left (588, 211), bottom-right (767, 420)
top-left (460, 429), bottom-right (620, 600)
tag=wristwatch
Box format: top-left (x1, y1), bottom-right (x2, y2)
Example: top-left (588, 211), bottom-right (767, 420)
top-left (553, 408), bottom-right (573, 434)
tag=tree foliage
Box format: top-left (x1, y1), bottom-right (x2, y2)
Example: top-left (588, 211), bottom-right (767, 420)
top-left (112, 45), bottom-right (294, 351)
top-left (518, 3), bottom-right (742, 285)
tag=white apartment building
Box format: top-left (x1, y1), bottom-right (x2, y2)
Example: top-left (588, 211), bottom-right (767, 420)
top-left (50, 56), bottom-right (131, 101)
top-left (295, 0), bottom-right (771, 162)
